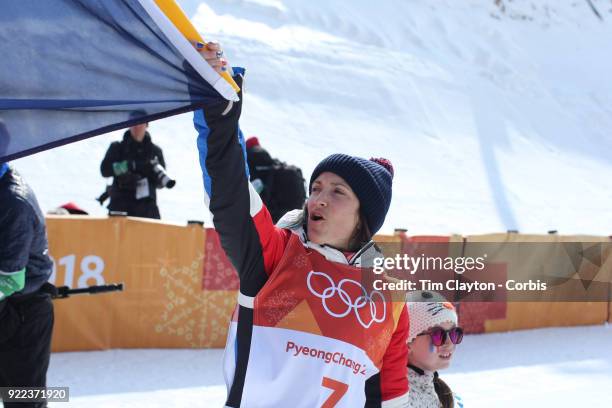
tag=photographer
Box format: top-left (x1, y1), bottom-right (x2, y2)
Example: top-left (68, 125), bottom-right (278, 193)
top-left (100, 122), bottom-right (174, 219)
top-left (245, 136), bottom-right (307, 224)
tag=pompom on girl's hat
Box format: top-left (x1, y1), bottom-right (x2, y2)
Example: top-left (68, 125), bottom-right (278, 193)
top-left (309, 154), bottom-right (394, 235)
top-left (406, 291), bottom-right (458, 343)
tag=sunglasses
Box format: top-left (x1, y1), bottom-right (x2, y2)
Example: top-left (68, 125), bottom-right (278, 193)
top-left (418, 327), bottom-right (464, 346)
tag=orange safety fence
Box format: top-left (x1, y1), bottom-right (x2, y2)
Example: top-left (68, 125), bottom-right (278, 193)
top-left (45, 216), bottom-right (612, 351)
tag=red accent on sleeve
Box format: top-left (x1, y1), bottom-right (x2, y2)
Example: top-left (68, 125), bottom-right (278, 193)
top-left (380, 305), bottom-right (409, 400)
top-left (252, 206), bottom-right (291, 276)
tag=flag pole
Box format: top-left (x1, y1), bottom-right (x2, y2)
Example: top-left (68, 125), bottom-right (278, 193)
top-left (154, 0), bottom-right (240, 92)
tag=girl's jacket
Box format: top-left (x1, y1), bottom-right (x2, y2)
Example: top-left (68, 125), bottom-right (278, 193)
top-left (195, 71), bottom-right (410, 408)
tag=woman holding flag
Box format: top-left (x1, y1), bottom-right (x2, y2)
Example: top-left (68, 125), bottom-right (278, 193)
top-left (195, 42), bottom-right (410, 408)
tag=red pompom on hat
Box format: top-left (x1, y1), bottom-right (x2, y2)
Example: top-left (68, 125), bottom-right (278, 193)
top-left (370, 157), bottom-right (394, 179)
top-left (245, 136), bottom-right (260, 149)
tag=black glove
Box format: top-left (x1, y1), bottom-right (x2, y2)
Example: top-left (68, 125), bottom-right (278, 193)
top-left (202, 72), bottom-right (244, 124)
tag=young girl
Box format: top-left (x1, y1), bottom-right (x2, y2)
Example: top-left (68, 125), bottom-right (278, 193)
top-left (195, 44), bottom-right (410, 407)
top-left (406, 291), bottom-right (464, 408)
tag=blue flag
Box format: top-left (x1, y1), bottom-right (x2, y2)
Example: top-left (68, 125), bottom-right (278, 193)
top-left (0, 0), bottom-right (237, 162)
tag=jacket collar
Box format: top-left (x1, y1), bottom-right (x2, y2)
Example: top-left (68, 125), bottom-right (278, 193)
top-left (409, 364), bottom-right (439, 379)
top-left (122, 130), bottom-right (151, 145)
top-left (276, 209), bottom-right (383, 266)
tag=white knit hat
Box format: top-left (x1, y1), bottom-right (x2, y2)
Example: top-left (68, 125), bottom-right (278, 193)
top-left (406, 291), bottom-right (458, 343)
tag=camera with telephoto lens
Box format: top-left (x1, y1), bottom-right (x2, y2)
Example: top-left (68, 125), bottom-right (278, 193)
top-left (150, 157), bottom-right (176, 189)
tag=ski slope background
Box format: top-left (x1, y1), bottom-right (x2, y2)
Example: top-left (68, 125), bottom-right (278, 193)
top-left (47, 324), bottom-right (612, 407)
top-left (12, 0), bottom-right (612, 236)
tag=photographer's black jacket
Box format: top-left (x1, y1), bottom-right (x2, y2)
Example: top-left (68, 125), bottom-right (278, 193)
top-left (0, 165), bottom-right (53, 297)
top-left (100, 131), bottom-right (166, 219)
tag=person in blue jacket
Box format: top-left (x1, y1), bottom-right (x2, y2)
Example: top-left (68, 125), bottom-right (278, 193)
top-left (0, 162), bottom-right (54, 408)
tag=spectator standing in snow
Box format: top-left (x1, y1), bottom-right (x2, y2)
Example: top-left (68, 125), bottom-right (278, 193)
top-left (0, 162), bottom-right (54, 408)
top-left (194, 42), bottom-right (409, 407)
top-left (406, 291), bottom-right (464, 408)
top-left (100, 122), bottom-right (174, 219)
top-left (245, 135), bottom-right (306, 223)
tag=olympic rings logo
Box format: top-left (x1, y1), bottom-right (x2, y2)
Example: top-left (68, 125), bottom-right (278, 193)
top-left (306, 271), bottom-right (386, 329)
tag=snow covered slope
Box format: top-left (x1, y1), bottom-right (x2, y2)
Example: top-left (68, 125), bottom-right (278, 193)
top-left (47, 324), bottom-right (612, 407)
top-left (13, 0), bottom-right (612, 235)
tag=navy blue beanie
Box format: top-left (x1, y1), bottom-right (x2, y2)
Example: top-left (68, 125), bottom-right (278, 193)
top-left (309, 154), bottom-right (394, 235)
